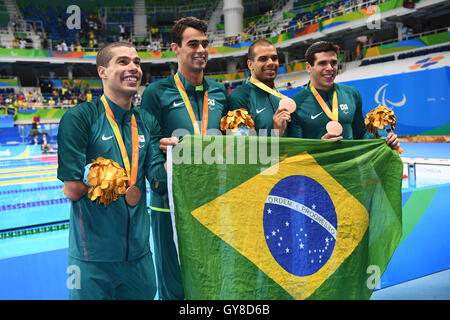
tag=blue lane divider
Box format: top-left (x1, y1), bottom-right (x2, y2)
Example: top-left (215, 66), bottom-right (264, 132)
top-left (0, 187), bottom-right (152, 212)
top-left (0, 197), bottom-right (70, 211)
top-left (0, 185), bottom-right (63, 195)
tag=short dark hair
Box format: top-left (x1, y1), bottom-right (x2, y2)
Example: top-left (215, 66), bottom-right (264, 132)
top-left (171, 17), bottom-right (208, 47)
top-left (305, 41), bottom-right (339, 66)
top-left (96, 42), bottom-right (135, 68)
top-left (248, 39), bottom-right (276, 60)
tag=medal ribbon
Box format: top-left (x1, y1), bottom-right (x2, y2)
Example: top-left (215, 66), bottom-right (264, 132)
top-left (174, 73), bottom-right (209, 135)
top-left (101, 95), bottom-right (138, 187)
top-left (309, 83), bottom-right (338, 121)
top-left (249, 76), bottom-right (286, 99)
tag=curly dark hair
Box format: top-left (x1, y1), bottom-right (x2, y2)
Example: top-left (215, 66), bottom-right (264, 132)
top-left (305, 41), bottom-right (339, 66)
top-left (171, 16), bottom-right (208, 47)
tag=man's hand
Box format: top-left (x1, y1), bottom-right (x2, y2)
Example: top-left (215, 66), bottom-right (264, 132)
top-left (321, 132), bottom-right (343, 141)
top-left (159, 137), bottom-right (178, 154)
top-left (385, 131), bottom-right (400, 150)
top-left (272, 108), bottom-right (291, 137)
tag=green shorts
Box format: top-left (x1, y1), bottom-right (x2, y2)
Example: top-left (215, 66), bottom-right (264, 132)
top-left (68, 252), bottom-right (156, 300)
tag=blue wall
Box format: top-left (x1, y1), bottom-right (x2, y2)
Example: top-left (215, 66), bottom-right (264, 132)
top-left (344, 67), bottom-right (450, 135)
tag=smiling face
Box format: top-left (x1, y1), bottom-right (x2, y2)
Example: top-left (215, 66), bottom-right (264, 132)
top-left (98, 45), bottom-right (142, 99)
top-left (306, 51), bottom-right (338, 90)
top-left (171, 27), bottom-right (209, 75)
top-left (248, 44), bottom-right (279, 87)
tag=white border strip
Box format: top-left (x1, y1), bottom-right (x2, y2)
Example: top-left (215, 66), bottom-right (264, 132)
top-left (166, 145), bottom-right (180, 263)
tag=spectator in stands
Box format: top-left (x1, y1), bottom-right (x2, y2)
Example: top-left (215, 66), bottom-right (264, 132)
top-left (86, 89), bottom-right (92, 102)
top-left (119, 24), bottom-right (125, 41)
top-left (12, 38), bottom-right (19, 48)
top-left (141, 16), bottom-right (229, 301)
top-left (5, 93), bottom-right (13, 105)
top-left (62, 96), bottom-right (70, 106)
top-left (296, 18), bottom-right (303, 31)
top-left (18, 91), bottom-right (25, 103)
top-left (61, 84), bottom-right (69, 98)
top-left (57, 41), bottom-right (164, 300)
top-left (288, 41), bottom-right (400, 151)
top-left (26, 90), bottom-right (33, 102)
top-left (78, 92), bottom-right (86, 104)
top-left (48, 97), bottom-right (55, 107)
top-left (70, 93), bottom-right (78, 105)
top-left (228, 39), bottom-right (290, 136)
top-left (32, 89), bottom-right (40, 103)
top-left (337, 1), bottom-right (344, 15)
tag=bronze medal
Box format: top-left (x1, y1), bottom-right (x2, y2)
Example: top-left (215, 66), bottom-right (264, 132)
top-left (125, 185), bottom-right (141, 207)
top-left (326, 120), bottom-right (343, 136)
top-left (278, 97), bottom-right (297, 113)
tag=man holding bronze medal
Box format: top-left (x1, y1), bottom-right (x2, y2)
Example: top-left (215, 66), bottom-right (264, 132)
top-left (228, 39), bottom-right (295, 137)
top-left (288, 41), bottom-right (400, 150)
top-left (57, 42), bottom-right (166, 299)
top-left (140, 17), bottom-right (228, 300)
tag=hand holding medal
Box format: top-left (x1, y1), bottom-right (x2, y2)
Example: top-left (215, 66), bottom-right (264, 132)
top-left (220, 108), bottom-right (255, 136)
top-left (365, 105), bottom-right (403, 154)
top-left (278, 97), bottom-right (296, 113)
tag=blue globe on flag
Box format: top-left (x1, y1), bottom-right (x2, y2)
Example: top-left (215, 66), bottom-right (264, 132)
top-left (263, 175), bottom-right (338, 276)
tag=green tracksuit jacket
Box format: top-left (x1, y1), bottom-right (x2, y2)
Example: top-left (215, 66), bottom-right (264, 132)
top-left (141, 72), bottom-right (228, 299)
top-left (228, 78), bottom-right (282, 136)
top-left (288, 82), bottom-right (374, 140)
top-left (57, 96), bottom-right (166, 262)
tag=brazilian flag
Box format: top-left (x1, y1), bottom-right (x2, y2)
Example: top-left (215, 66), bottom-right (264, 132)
top-left (168, 135), bottom-right (402, 299)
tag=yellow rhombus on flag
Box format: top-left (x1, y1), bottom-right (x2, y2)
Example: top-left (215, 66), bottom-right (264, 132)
top-left (190, 152), bottom-right (369, 300)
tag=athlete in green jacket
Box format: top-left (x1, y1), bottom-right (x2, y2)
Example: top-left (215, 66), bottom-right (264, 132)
top-left (288, 81), bottom-right (373, 140)
top-left (140, 17), bottom-right (228, 300)
top-left (57, 42), bottom-right (166, 299)
top-left (228, 39), bottom-right (291, 137)
top-left (288, 41), bottom-right (400, 150)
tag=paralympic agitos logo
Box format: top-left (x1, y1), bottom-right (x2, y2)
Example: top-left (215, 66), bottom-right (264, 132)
top-left (374, 83), bottom-right (406, 108)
